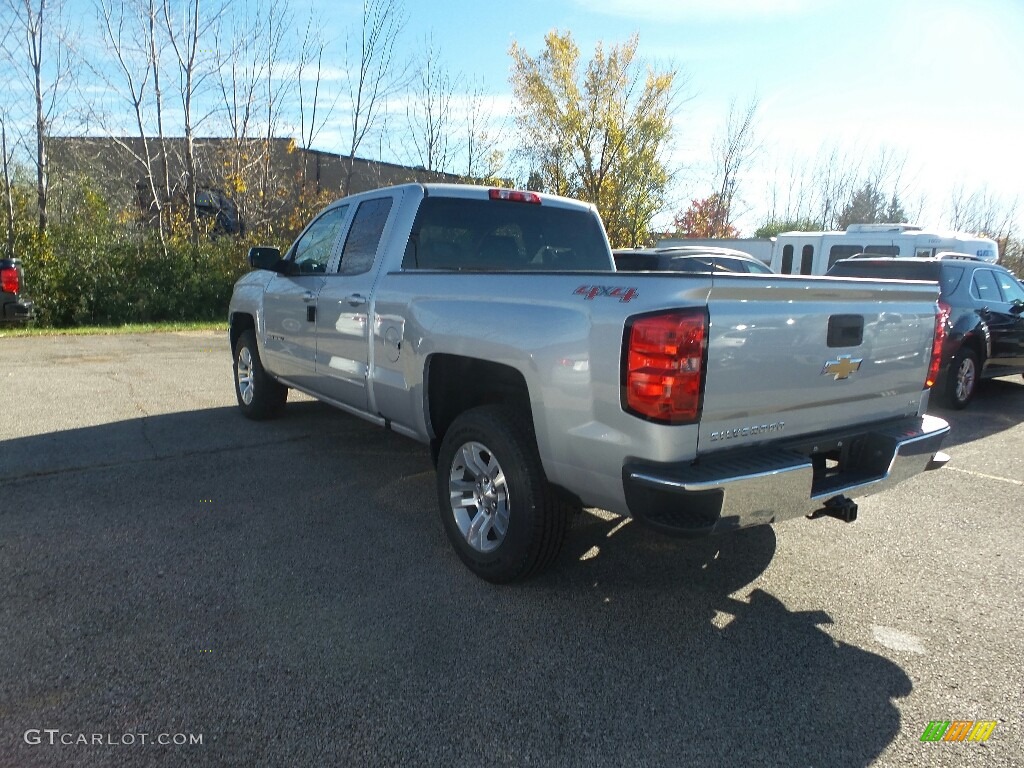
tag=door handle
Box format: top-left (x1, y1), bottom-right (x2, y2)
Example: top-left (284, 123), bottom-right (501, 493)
top-left (345, 293), bottom-right (368, 307)
top-left (302, 292), bottom-right (316, 303)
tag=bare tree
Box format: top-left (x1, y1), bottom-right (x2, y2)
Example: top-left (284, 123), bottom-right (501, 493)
top-left (709, 96), bottom-right (759, 233)
top-left (0, 1), bottom-right (16, 250)
top-left (762, 143), bottom-right (872, 231)
top-left (146, 0), bottom-right (171, 214)
top-left (213, 0), bottom-right (293, 236)
top-left (342, 0), bottom-right (407, 195)
top-left (463, 79), bottom-right (505, 182)
top-left (296, 15), bottom-right (341, 186)
top-left (162, 0), bottom-right (223, 239)
top-left (91, 0), bottom-right (175, 243)
top-left (945, 184), bottom-right (1019, 238)
top-left (256, 0), bottom-right (298, 234)
top-left (1, 112), bottom-right (18, 254)
top-left (296, 19), bottom-right (324, 158)
top-left (1, 0), bottom-right (74, 236)
top-left (402, 34), bottom-right (456, 174)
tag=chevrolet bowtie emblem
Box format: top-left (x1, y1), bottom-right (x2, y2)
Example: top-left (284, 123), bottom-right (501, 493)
top-left (822, 355), bottom-right (863, 380)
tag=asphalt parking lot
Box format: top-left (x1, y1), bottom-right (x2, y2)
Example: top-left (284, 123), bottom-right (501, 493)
top-left (1, 331), bottom-right (1022, 767)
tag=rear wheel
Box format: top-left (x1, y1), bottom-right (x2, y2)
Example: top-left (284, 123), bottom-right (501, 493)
top-left (436, 405), bottom-right (572, 583)
top-left (944, 347), bottom-right (978, 409)
top-left (233, 329), bottom-right (287, 419)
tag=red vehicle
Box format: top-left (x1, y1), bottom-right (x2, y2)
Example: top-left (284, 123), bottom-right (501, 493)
top-left (1, 258), bottom-right (34, 324)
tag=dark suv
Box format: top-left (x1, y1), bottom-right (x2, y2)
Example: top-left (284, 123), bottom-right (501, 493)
top-left (1, 257), bottom-right (34, 325)
top-left (828, 255), bottom-right (1024, 408)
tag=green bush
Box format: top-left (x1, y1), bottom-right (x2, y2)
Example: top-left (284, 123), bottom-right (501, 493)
top-left (13, 177), bottom-right (282, 328)
top-left (26, 232), bottom-right (258, 327)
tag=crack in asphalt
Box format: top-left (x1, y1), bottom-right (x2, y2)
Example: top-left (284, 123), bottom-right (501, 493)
top-left (106, 370), bottom-right (160, 460)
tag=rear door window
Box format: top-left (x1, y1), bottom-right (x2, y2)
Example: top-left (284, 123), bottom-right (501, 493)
top-left (663, 256), bottom-right (711, 273)
top-left (971, 269), bottom-right (1001, 303)
top-left (339, 197), bottom-right (393, 275)
top-left (713, 257), bottom-right (748, 273)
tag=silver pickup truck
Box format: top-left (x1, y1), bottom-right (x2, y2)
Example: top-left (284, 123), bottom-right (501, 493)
top-left (228, 183), bottom-right (950, 582)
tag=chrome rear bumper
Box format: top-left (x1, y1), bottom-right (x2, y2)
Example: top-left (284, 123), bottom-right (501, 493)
top-left (622, 414), bottom-right (950, 536)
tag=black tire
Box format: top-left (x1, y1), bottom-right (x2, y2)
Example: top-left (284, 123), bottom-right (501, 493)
top-left (233, 329), bottom-right (288, 419)
top-left (435, 405), bottom-right (572, 583)
top-left (944, 347), bottom-right (978, 409)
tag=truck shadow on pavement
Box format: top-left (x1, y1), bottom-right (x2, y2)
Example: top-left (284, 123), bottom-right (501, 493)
top-left (511, 515), bottom-right (913, 766)
top-left (1, 402), bottom-right (913, 767)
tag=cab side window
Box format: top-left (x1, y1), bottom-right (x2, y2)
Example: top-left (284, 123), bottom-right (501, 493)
top-left (291, 205), bottom-right (349, 275)
top-left (339, 197), bottom-right (393, 275)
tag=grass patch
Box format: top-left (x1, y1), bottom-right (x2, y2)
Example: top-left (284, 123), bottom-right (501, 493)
top-left (0, 320), bottom-right (228, 338)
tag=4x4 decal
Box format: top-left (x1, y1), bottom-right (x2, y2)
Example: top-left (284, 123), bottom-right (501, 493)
top-left (574, 285), bottom-right (639, 302)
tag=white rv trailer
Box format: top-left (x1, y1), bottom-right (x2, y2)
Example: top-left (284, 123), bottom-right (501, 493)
top-left (658, 224), bottom-right (999, 275)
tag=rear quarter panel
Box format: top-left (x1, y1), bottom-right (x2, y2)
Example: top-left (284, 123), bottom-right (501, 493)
top-left (371, 271), bottom-right (715, 513)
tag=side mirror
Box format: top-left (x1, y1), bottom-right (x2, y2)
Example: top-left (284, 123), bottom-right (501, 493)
top-left (1010, 300), bottom-right (1024, 315)
top-left (248, 246), bottom-right (283, 271)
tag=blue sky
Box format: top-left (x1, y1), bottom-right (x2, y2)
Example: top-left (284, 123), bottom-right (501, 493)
top-left (38, 0), bottom-right (1024, 234)
top-left (364, 0), bottom-right (1024, 233)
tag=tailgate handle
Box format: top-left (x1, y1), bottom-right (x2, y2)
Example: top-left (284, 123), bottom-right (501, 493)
top-left (828, 315), bottom-right (864, 348)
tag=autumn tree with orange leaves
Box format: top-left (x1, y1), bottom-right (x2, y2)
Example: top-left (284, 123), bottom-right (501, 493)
top-left (672, 194), bottom-right (738, 238)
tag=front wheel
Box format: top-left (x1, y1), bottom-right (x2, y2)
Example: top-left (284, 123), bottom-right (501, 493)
top-left (944, 347), bottom-right (978, 409)
top-left (233, 329), bottom-right (288, 419)
top-left (436, 406), bottom-right (572, 583)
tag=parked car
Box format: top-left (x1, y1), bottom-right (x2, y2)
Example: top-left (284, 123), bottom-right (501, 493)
top-left (1, 257), bottom-right (34, 324)
top-left (613, 245), bottom-right (774, 274)
top-left (827, 255), bottom-right (1024, 408)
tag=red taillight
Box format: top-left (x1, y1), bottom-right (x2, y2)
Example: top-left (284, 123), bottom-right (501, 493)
top-left (1, 266), bottom-right (18, 294)
top-left (623, 309), bottom-right (707, 424)
top-left (926, 300), bottom-right (950, 389)
top-left (488, 188), bottom-right (541, 204)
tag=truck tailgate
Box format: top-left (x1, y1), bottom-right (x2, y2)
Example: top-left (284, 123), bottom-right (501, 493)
top-left (697, 276), bottom-right (939, 453)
